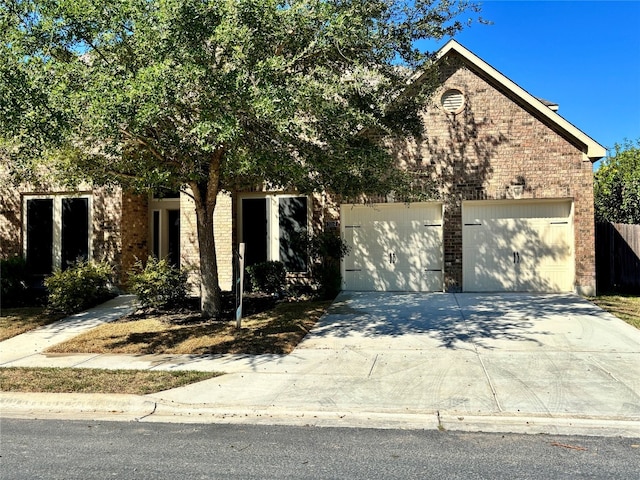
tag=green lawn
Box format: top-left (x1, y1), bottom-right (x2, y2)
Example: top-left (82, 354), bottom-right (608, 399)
top-left (590, 295), bottom-right (640, 329)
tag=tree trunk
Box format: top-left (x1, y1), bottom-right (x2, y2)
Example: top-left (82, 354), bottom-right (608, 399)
top-left (190, 149), bottom-right (224, 318)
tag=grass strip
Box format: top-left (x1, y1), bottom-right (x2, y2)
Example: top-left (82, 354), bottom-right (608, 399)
top-left (0, 308), bottom-right (65, 341)
top-left (591, 295), bottom-right (640, 329)
top-left (0, 367), bottom-right (220, 395)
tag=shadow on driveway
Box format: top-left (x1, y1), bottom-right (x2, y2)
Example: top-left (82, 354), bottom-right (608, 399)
top-left (305, 292), bottom-right (619, 350)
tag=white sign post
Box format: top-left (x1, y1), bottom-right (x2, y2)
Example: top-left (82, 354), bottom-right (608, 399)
top-left (235, 243), bottom-right (245, 329)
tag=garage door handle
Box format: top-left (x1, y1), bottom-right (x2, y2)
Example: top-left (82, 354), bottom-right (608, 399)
top-left (516, 252), bottom-right (520, 264)
top-left (513, 252), bottom-right (521, 264)
top-left (513, 252), bottom-right (517, 264)
top-left (389, 252), bottom-right (397, 264)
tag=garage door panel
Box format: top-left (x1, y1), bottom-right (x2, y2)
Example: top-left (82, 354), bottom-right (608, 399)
top-left (463, 201), bottom-right (574, 293)
top-left (341, 203), bottom-right (443, 292)
top-left (463, 243), bottom-right (517, 292)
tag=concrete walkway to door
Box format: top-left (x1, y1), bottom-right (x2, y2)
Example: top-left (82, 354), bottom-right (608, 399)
top-left (150, 292), bottom-right (640, 436)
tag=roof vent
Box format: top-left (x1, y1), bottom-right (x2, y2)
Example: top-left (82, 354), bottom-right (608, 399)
top-left (441, 89), bottom-right (465, 113)
top-left (537, 97), bottom-right (559, 111)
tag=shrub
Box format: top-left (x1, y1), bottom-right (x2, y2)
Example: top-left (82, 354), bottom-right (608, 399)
top-left (246, 261), bottom-right (286, 294)
top-left (128, 257), bottom-right (188, 310)
top-left (307, 231), bottom-right (350, 300)
top-left (45, 261), bottom-right (114, 314)
top-left (1, 256), bottom-right (30, 307)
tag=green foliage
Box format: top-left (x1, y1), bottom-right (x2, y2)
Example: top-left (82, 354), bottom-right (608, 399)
top-left (1, 256), bottom-right (30, 307)
top-left (44, 261), bottom-right (114, 314)
top-left (595, 139), bottom-right (640, 224)
top-left (0, 0), bottom-right (481, 315)
top-left (128, 257), bottom-right (188, 310)
top-left (246, 261), bottom-right (287, 295)
top-left (307, 231), bottom-right (350, 299)
top-left (0, 0), bottom-right (480, 194)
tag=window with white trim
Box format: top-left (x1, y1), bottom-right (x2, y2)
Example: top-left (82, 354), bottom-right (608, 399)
top-left (239, 195), bottom-right (309, 272)
top-left (149, 193), bottom-right (180, 267)
top-left (23, 195), bottom-right (92, 274)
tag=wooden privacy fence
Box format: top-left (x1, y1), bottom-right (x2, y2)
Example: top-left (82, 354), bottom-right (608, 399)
top-left (596, 222), bottom-right (640, 294)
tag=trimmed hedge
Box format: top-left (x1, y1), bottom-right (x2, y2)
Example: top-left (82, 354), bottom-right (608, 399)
top-left (246, 261), bottom-right (286, 294)
top-left (128, 257), bottom-right (188, 310)
top-left (45, 261), bottom-right (114, 314)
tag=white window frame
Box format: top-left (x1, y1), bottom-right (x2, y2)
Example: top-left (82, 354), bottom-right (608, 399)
top-left (238, 193), bottom-right (310, 271)
top-left (149, 194), bottom-right (181, 264)
top-left (22, 194), bottom-right (93, 271)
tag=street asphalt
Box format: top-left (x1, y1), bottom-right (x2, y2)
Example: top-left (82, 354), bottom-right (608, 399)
top-left (1, 292), bottom-right (639, 437)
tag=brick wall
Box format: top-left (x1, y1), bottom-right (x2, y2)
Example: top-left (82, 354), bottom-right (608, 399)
top-left (91, 187), bottom-right (122, 278)
top-left (389, 53), bottom-right (596, 294)
top-left (119, 191), bottom-right (148, 284)
top-left (0, 168), bottom-right (22, 259)
top-left (181, 190), bottom-right (234, 293)
top-left (0, 175), bottom-right (132, 287)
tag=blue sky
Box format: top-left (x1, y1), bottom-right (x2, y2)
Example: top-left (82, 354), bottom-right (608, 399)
top-left (420, 0), bottom-right (640, 167)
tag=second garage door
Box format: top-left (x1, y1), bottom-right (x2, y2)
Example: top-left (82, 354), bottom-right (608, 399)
top-left (462, 200), bottom-right (574, 292)
top-left (341, 203), bottom-right (443, 292)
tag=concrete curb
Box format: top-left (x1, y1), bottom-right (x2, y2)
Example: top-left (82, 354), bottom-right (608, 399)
top-left (0, 392), bottom-right (157, 421)
top-left (3, 392), bottom-right (639, 438)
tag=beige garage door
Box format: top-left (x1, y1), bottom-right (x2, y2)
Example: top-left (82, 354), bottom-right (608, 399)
top-left (341, 203), bottom-right (443, 291)
top-left (462, 200), bottom-right (574, 292)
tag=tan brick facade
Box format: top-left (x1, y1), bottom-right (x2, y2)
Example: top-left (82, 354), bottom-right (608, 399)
top-left (0, 170), bottom-right (22, 259)
top-left (119, 191), bottom-right (148, 283)
top-left (180, 190), bottom-right (234, 293)
top-left (0, 175), bottom-right (139, 286)
top-left (386, 52), bottom-right (597, 294)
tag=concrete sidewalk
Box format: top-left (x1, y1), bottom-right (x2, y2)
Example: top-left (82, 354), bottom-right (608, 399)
top-left (2, 292), bottom-right (640, 437)
top-left (0, 295), bottom-right (272, 373)
top-left (1, 295), bottom-right (137, 365)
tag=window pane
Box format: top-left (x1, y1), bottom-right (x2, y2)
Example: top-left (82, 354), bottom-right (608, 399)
top-left (26, 199), bottom-right (53, 275)
top-left (61, 198), bottom-right (89, 269)
top-left (242, 198), bottom-right (268, 267)
top-left (279, 197), bottom-right (307, 272)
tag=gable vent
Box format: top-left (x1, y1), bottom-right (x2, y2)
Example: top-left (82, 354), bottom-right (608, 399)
top-left (441, 89), bottom-right (465, 113)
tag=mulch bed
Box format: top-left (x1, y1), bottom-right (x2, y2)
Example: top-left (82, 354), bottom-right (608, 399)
top-left (121, 292), bottom-right (279, 325)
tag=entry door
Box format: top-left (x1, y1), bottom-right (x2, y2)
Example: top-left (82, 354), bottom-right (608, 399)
top-left (462, 201), bottom-right (574, 292)
top-left (341, 203), bottom-right (443, 292)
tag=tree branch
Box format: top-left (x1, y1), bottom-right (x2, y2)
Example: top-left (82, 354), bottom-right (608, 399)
top-left (119, 128), bottom-right (166, 163)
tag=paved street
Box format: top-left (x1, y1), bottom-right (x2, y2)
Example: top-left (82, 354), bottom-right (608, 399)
top-left (3, 419), bottom-right (639, 480)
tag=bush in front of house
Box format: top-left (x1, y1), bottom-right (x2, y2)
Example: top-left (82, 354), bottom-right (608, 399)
top-left (128, 256), bottom-right (188, 310)
top-left (307, 231), bottom-right (350, 300)
top-left (45, 261), bottom-right (114, 314)
top-left (0, 256), bottom-right (30, 307)
top-left (246, 261), bottom-right (286, 295)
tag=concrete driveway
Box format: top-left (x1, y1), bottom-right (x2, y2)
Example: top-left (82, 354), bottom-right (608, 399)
top-left (154, 292), bottom-right (640, 435)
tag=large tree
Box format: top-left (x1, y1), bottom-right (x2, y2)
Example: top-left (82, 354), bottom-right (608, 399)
top-left (594, 139), bottom-right (640, 224)
top-left (0, 0), bottom-right (480, 317)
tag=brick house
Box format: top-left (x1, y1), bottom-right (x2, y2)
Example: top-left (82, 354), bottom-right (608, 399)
top-left (0, 40), bottom-right (605, 296)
